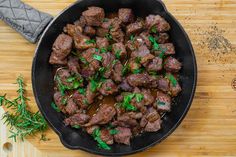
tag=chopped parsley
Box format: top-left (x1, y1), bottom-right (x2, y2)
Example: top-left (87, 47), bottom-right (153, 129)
top-left (78, 88), bottom-right (86, 95)
top-left (79, 56), bottom-right (89, 65)
top-left (61, 97), bottom-right (67, 105)
top-left (112, 59), bottom-right (118, 65)
top-left (151, 26), bottom-right (157, 33)
top-left (105, 33), bottom-right (113, 41)
top-left (166, 74), bottom-right (177, 87)
top-left (109, 129), bottom-right (119, 135)
top-left (72, 125), bottom-right (81, 129)
top-left (90, 79), bottom-right (99, 92)
top-left (51, 102), bottom-right (60, 112)
top-left (132, 67), bottom-right (145, 74)
top-left (107, 45), bottom-right (112, 51)
top-left (93, 54), bottom-right (103, 61)
top-left (115, 49), bottom-right (122, 59)
top-left (92, 128), bottom-right (111, 150)
top-left (149, 35), bottom-right (159, 51)
top-left (135, 56), bottom-right (141, 64)
top-left (135, 93), bottom-right (144, 103)
top-left (106, 87), bottom-right (112, 91)
top-left (130, 35), bottom-right (135, 42)
top-left (121, 93), bottom-right (137, 111)
top-left (103, 18), bottom-right (109, 22)
top-left (85, 39), bottom-right (96, 44)
top-left (66, 75), bottom-right (83, 89)
top-left (54, 75), bottom-right (67, 95)
top-left (122, 63), bottom-right (130, 76)
top-left (100, 47), bottom-right (107, 53)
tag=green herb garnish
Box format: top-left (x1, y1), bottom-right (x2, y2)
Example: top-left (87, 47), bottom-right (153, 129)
top-left (130, 35), bottom-right (135, 42)
top-left (0, 76), bottom-right (48, 142)
top-left (121, 93), bottom-right (137, 111)
top-left (78, 88), bottom-right (86, 95)
top-left (122, 63), bottom-right (130, 76)
top-left (151, 26), bottom-right (157, 33)
top-left (115, 49), bottom-right (122, 59)
top-left (61, 97), bottom-right (67, 105)
top-left (157, 100), bottom-right (166, 106)
top-left (90, 79), bottom-right (98, 92)
top-left (109, 129), bottom-right (119, 135)
top-left (93, 54), bottom-right (103, 61)
top-left (79, 57), bottom-right (89, 65)
top-left (55, 75), bottom-right (66, 95)
top-left (100, 47), bottom-right (107, 53)
top-left (51, 102), bottom-right (60, 112)
top-left (72, 125), bottom-right (81, 129)
top-left (105, 33), bottom-right (113, 41)
top-left (85, 39), bottom-right (96, 44)
top-left (135, 93), bottom-right (144, 103)
top-left (166, 74), bottom-right (177, 87)
top-left (133, 67), bottom-right (144, 74)
top-left (92, 128), bottom-right (111, 150)
top-left (149, 35), bottom-right (159, 51)
top-left (135, 56), bottom-right (141, 64)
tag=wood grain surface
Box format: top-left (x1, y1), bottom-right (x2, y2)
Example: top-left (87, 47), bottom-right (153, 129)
top-left (0, 0), bottom-right (236, 157)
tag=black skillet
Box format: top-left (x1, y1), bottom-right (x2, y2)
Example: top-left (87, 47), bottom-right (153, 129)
top-left (0, 0), bottom-right (197, 156)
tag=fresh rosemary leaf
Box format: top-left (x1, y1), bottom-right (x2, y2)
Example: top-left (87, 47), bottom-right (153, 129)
top-left (109, 129), bottom-right (119, 135)
top-left (51, 102), bottom-right (60, 112)
top-left (93, 54), bottom-right (103, 61)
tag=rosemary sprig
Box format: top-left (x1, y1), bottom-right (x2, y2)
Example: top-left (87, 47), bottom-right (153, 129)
top-left (0, 76), bottom-right (48, 142)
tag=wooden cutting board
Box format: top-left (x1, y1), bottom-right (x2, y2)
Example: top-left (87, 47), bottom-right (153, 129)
top-left (0, 0), bottom-right (236, 157)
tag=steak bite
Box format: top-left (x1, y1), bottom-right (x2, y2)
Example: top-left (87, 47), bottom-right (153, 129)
top-left (82, 6), bottom-right (105, 26)
top-left (131, 45), bottom-right (154, 65)
top-left (145, 57), bottom-right (163, 72)
top-left (127, 73), bottom-right (157, 88)
top-left (63, 24), bottom-right (83, 37)
top-left (157, 77), bottom-right (170, 92)
top-left (154, 43), bottom-right (175, 56)
top-left (100, 129), bottom-right (114, 145)
top-left (49, 34), bottom-right (73, 65)
top-left (145, 14), bottom-right (170, 32)
top-left (53, 92), bottom-right (66, 113)
top-left (83, 26), bottom-right (96, 36)
top-left (96, 37), bottom-right (109, 49)
top-left (112, 42), bottom-right (127, 60)
top-left (114, 127), bottom-right (132, 145)
top-left (85, 104), bottom-right (116, 126)
top-left (155, 91), bottom-right (172, 112)
top-left (111, 60), bottom-right (123, 82)
top-left (74, 33), bottom-right (96, 50)
top-left (118, 8), bottom-right (135, 24)
top-left (67, 56), bottom-right (80, 74)
top-left (101, 52), bottom-right (115, 78)
top-left (164, 56), bottom-right (182, 72)
top-left (64, 113), bottom-right (90, 126)
top-left (64, 98), bottom-right (79, 115)
top-left (99, 79), bottom-right (118, 96)
top-left (126, 20), bottom-right (144, 35)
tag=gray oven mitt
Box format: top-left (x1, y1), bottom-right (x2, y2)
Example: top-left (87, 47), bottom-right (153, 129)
top-left (0, 0), bottom-right (53, 43)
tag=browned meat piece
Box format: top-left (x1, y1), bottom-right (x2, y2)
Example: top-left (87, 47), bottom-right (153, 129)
top-left (155, 91), bottom-right (171, 112)
top-left (101, 52), bottom-right (115, 78)
top-left (141, 89), bottom-right (155, 106)
top-left (64, 113), bottom-right (90, 126)
top-left (63, 24), bottom-right (83, 37)
top-left (140, 116), bottom-right (148, 128)
top-left (75, 16), bottom-right (87, 27)
top-left (114, 127), bottom-right (132, 145)
top-left (72, 91), bottom-right (88, 109)
top-left (99, 79), bottom-right (118, 96)
top-left (145, 15), bottom-right (170, 32)
top-left (131, 45), bottom-right (154, 64)
top-left (49, 34), bottom-right (73, 65)
top-left (118, 79), bottom-right (133, 92)
top-left (100, 129), bottom-right (114, 145)
top-left (157, 33), bottom-right (169, 44)
top-left (112, 112), bottom-right (139, 128)
top-left (170, 80), bottom-right (182, 96)
top-left (115, 94), bottom-right (124, 102)
top-left (164, 56), bottom-right (182, 72)
top-left (83, 26), bottom-right (96, 36)
top-left (127, 73), bottom-right (157, 88)
top-left (112, 42), bottom-right (127, 60)
top-left (126, 20), bottom-right (144, 35)
top-left (118, 8), bottom-right (135, 24)
top-left (146, 107), bottom-right (160, 122)
top-left (86, 82), bottom-right (98, 104)
top-left (85, 104), bottom-right (116, 126)
top-left (57, 69), bottom-right (71, 87)
top-left (144, 119), bottom-right (161, 132)
top-left (81, 48), bottom-right (101, 71)
top-left (86, 125), bottom-right (99, 134)
top-left (127, 112), bottom-right (143, 119)
top-left (157, 77), bottom-right (170, 92)
top-left (80, 66), bottom-right (96, 78)
top-left (145, 57), bottom-right (163, 72)
top-left (53, 92), bottom-right (66, 113)
top-left (96, 27), bottom-right (109, 37)
top-left (111, 61), bottom-right (123, 82)
top-left (139, 31), bottom-right (152, 48)
top-left (110, 17), bottom-right (123, 32)
top-left (74, 33), bottom-right (96, 50)
top-left (67, 56), bottom-right (80, 74)
top-left (96, 37), bottom-right (109, 49)
top-left (65, 98), bottom-right (79, 115)
top-left (129, 59), bottom-right (141, 73)
top-left (126, 40), bottom-right (136, 52)
top-left (101, 18), bottom-right (112, 29)
top-left (154, 43), bottom-right (175, 56)
top-left (110, 28), bottom-right (125, 43)
top-left (82, 7), bottom-right (105, 26)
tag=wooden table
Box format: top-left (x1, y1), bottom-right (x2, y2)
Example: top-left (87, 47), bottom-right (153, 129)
top-left (0, 0), bottom-right (236, 157)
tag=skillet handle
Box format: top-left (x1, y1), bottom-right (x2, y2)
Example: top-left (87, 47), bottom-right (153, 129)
top-left (0, 0), bottom-right (53, 43)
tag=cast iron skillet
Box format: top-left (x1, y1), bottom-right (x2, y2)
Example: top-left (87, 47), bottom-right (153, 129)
top-left (1, 0), bottom-right (197, 156)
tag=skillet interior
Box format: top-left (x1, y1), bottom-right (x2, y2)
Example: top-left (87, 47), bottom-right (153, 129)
top-left (32, 0), bottom-right (197, 156)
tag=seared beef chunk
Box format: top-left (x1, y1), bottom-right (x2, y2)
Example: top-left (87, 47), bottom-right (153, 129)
top-left (170, 80), bottom-right (182, 96)
top-left (118, 79), bottom-right (133, 92)
top-left (112, 42), bottom-right (127, 60)
top-left (85, 104), bottom-right (116, 126)
top-left (157, 77), bottom-right (170, 92)
top-left (99, 79), bottom-right (118, 96)
top-left (145, 15), bottom-right (170, 32)
top-left (82, 7), bottom-right (105, 26)
top-left (145, 57), bottom-right (163, 72)
top-left (63, 24), bottom-right (83, 37)
top-left (96, 37), bottom-right (109, 49)
top-left (64, 113), bottom-right (90, 126)
top-left (164, 56), bottom-right (182, 72)
top-left (127, 73), bottom-right (157, 88)
top-left (51, 7), bottom-right (183, 148)
top-left (65, 98), bottom-right (79, 115)
top-left (84, 26), bottom-right (96, 36)
top-left (67, 56), bottom-right (80, 74)
top-left (100, 129), bottom-right (114, 145)
top-left (111, 61), bottom-right (123, 82)
top-left (131, 45), bottom-right (154, 64)
top-left (155, 91), bottom-right (171, 112)
top-left (49, 34), bottom-right (73, 64)
top-left (72, 91), bottom-right (88, 109)
top-left (118, 8), bottom-right (135, 24)
top-left (114, 127), bottom-right (132, 145)
top-left (126, 20), bottom-right (144, 35)
top-left (74, 33), bottom-right (95, 50)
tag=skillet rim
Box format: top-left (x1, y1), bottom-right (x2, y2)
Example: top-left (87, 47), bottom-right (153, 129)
top-left (32, 0), bottom-right (197, 156)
